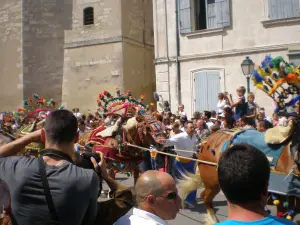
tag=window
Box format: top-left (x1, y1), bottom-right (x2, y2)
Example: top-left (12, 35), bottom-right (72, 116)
top-left (268, 0), bottom-right (300, 20)
top-left (178, 0), bottom-right (231, 34)
top-left (84, 7), bottom-right (94, 25)
top-left (289, 52), bottom-right (300, 66)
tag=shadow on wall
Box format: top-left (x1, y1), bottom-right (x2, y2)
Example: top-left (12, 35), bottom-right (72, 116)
top-left (22, 0), bottom-right (73, 104)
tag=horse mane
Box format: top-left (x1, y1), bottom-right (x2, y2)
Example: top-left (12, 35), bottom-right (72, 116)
top-left (122, 117), bottom-right (137, 132)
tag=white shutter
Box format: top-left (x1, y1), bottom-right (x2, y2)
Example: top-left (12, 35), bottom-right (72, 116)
top-left (215, 0), bottom-right (231, 28)
top-left (178, 0), bottom-right (192, 33)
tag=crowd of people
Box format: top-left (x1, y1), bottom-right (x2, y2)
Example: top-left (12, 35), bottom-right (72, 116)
top-left (0, 85), bottom-right (296, 225)
top-left (65, 86), bottom-right (292, 209)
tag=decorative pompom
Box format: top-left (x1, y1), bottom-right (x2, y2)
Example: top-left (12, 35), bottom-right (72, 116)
top-left (252, 70), bottom-right (265, 83)
top-left (103, 90), bottom-right (108, 95)
top-left (33, 94), bottom-right (39, 99)
top-left (266, 209), bottom-right (271, 215)
top-left (24, 100), bottom-right (28, 106)
top-left (273, 200), bottom-right (280, 205)
top-left (263, 85), bottom-right (269, 91)
top-left (277, 212), bottom-right (284, 217)
top-left (286, 215), bottom-right (292, 220)
top-left (288, 209), bottom-right (295, 216)
top-left (28, 98), bottom-right (34, 104)
top-left (283, 202), bottom-right (289, 208)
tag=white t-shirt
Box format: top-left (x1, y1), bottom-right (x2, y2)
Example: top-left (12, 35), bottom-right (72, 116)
top-left (217, 100), bottom-right (226, 114)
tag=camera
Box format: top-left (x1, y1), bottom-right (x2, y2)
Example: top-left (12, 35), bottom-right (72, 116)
top-left (73, 152), bottom-right (101, 170)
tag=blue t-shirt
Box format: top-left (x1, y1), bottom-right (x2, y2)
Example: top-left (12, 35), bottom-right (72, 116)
top-left (234, 96), bottom-right (247, 120)
top-left (216, 216), bottom-right (296, 225)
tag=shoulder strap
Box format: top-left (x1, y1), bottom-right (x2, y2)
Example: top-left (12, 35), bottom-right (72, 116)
top-left (38, 157), bottom-right (59, 222)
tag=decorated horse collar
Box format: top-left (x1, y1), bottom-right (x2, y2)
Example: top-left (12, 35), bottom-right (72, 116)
top-left (138, 109), bottom-right (167, 145)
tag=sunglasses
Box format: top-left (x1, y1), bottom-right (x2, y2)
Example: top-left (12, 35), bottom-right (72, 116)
top-left (162, 192), bottom-right (178, 200)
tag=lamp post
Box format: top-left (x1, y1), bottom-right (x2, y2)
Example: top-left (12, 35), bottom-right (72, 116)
top-left (241, 56), bottom-right (255, 93)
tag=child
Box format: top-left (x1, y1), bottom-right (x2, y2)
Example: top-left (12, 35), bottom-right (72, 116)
top-left (228, 86), bottom-right (247, 121)
top-left (245, 92), bottom-right (258, 126)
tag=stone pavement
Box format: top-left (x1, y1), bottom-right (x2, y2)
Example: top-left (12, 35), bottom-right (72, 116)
top-left (100, 173), bottom-right (297, 225)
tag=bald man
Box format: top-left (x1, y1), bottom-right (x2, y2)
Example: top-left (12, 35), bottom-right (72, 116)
top-left (114, 170), bottom-right (182, 225)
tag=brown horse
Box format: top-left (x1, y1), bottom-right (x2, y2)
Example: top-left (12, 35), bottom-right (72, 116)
top-left (79, 113), bottom-right (167, 184)
top-left (178, 117), bottom-right (300, 224)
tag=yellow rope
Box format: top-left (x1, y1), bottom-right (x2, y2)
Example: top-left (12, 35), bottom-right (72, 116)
top-left (125, 143), bottom-right (218, 166)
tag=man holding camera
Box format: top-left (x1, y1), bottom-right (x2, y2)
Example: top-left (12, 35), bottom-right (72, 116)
top-left (0, 109), bottom-right (128, 225)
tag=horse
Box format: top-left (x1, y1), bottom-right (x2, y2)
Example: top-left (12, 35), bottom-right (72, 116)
top-left (178, 114), bottom-right (300, 224)
top-left (78, 111), bottom-right (167, 184)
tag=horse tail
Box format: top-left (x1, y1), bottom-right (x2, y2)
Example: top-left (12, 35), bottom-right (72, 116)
top-left (177, 165), bottom-right (203, 205)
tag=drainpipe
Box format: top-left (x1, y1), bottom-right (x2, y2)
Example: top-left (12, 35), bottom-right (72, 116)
top-left (175, 0), bottom-right (182, 104)
top-left (164, 0), bottom-right (171, 105)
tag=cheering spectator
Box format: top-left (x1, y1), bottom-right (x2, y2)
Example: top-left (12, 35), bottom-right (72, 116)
top-left (196, 119), bottom-right (210, 140)
top-left (217, 93), bottom-right (227, 115)
top-left (228, 86), bottom-right (247, 120)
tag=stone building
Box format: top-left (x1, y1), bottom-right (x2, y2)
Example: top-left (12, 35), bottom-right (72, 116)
top-left (0, 0), bottom-right (156, 112)
top-left (153, 0), bottom-right (300, 117)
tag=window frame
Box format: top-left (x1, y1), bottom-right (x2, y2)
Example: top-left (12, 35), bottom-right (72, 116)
top-left (83, 7), bottom-right (94, 26)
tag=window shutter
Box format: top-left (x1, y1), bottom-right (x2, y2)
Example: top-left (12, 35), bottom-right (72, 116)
top-left (207, 1), bottom-right (217, 29)
top-left (178, 0), bottom-right (192, 33)
top-left (269, 0), bottom-right (299, 20)
top-left (215, 0), bottom-right (231, 28)
top-left (286, 0), bottom-right (300, 18)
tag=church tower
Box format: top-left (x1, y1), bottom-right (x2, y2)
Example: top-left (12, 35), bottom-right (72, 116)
top-left (62, 0), bottom-right (156, 111)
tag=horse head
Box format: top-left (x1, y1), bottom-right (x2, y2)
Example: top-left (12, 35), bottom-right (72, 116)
top-left (122, 111), bottom-right (167, 150)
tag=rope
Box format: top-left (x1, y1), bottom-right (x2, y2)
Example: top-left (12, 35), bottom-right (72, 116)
top-left (125, 143), bottom-right (218, 166)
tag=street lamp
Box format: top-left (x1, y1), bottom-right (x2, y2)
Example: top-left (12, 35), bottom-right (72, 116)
top-left (241, 56), bottom-right (255, 93)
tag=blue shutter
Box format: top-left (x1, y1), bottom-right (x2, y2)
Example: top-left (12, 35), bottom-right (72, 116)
top-left (195, 72), bottom-right (208, 112)
top-left (207, 1), bottom-right (217, 29)
top-left (206, 72), bottom-right (220, 111)
top-left (194, 71), bottom-right (220, 112)
top-left (269, 0), bottom-right (299, 19)
top-left (215, 0), bottom-right (231, 28)
top-left (178, 0), bottom-right (192, 33)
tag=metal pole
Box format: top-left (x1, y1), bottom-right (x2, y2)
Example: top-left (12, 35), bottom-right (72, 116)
top-left (247, 76), bottom-right (250, 93)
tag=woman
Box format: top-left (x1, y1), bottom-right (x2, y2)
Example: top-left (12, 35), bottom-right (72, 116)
top-left (217, 93), bottom-right (227, 115)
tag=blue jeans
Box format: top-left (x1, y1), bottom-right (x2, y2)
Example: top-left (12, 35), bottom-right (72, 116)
top-left (174, 159), bottom-right (196, 205)
top-left (141, 151), bottom-right (153, 172)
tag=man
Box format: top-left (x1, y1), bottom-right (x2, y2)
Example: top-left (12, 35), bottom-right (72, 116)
top-left (217, 144), bottom-right (295, 225)
top-left (114, 170), bottom-right (181, 225)
top-left (167, 121), bottom-right (197, 208)
top-left (196, 119), bottom-right (210, 140)
top-left (0, 110), bottom-right (99, 225)
top-left (202, 111), bottom-right (214, 129)
top-left (177, 104), bottom-right (187, 117)
top-left (78, 119), bottom-right (89, 137)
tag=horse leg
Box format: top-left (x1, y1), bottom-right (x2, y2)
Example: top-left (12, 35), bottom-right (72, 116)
top-left (200, 186), bottom-right (220, 225)
top-left (199, 164), bottom-right (220, 225)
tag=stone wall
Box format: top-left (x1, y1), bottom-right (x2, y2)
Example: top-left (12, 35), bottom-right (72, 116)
top-left (0, 0), bottom-right (23, 111)
top-left (121, 0), bottom-right (156, 104)
top-left (62, 43), bottom-right (123, 112)
top-left (22, 0), bottom-right (72, 105)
